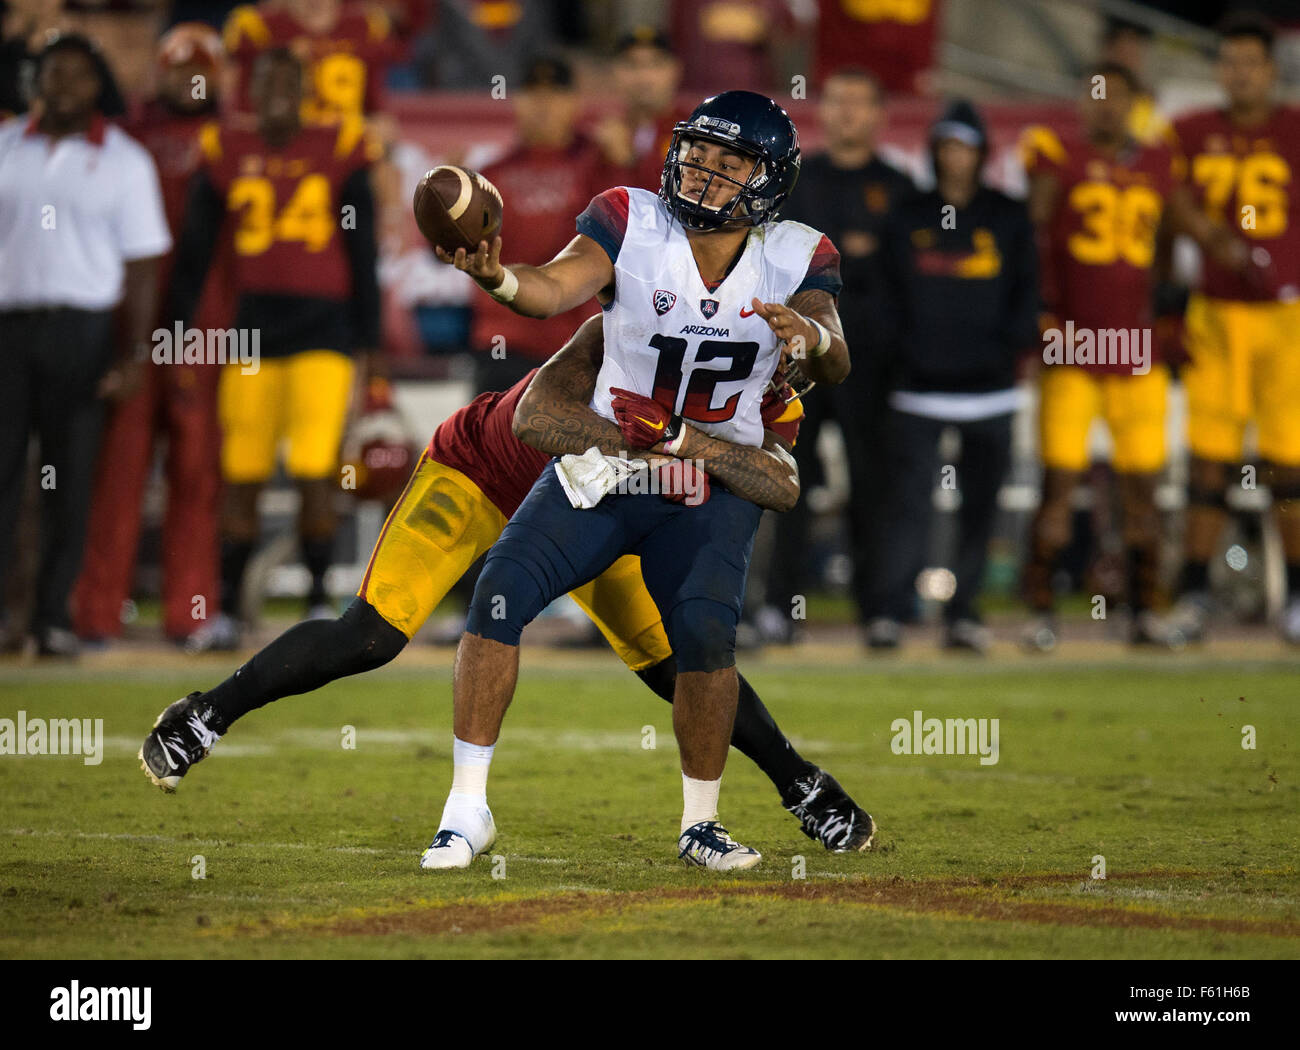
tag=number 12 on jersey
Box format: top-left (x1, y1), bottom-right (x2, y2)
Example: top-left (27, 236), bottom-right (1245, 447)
top-left (649, 335), bottom-right (761, 423)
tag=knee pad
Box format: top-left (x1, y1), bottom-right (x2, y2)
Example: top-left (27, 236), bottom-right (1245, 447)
top-left (665, 598), bottom-right (738, 673)
top-left (340, 597), bottom-right (408, 669)
top-left (464, 553), bottom-right (548, 647)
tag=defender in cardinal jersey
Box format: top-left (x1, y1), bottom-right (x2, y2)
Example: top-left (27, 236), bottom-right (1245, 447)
top-left (140, 315), bottom-right (876, 854)
top-left (167, 48), bottom-right (381, 649)
top-left (1160, 13), bottom-right (1300, 645)
top-left (1018, 64), bottom-right (1181, 651)
top-left (427, 90), bottom-right (855, 873)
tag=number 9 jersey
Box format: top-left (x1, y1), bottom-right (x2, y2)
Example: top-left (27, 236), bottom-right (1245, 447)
top-left (577, 186), bottom-right (841, 448)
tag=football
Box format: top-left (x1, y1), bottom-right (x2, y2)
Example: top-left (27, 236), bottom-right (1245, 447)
top-left (413, 164), bottom-right (504, 254)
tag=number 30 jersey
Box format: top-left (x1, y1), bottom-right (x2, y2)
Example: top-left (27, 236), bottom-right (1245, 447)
top-left (577, 187), bottom-right (841, 448)
top-left (1020, 122), bottom-right (1176, 360)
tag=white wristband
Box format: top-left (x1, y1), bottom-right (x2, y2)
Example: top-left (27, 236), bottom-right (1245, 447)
top-left (484, 267), bottom-right (518, 303)
top-left (663, 430), bottom-right (687, 456)
top-left (807, 318), bottom-right (831, 358)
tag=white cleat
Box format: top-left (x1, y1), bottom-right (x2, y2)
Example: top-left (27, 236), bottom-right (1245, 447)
top-left (677, 820), bottom-right (761, 871)
top-left (419, 808), bottom-right (496, 870)
top-left (1282, 598), bottom-right (1300, 646)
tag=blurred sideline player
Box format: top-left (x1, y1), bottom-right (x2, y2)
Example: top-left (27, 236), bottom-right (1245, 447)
top-left (139, 316), bottom-right (875, 855)
top-left (430, 90), bottom-right (850, 870)
top-left (1019, 65), bottom-right (1180, 649)
top-left (223, 0), bottom-right (404, 241)
top-left (590, 27), bottom-right (686, 193)
top-left (223, 0), bottom-right (397, 126)
top-left (168, 48), bottom-right (381, 650)
top-left (1165, 14), bottom-right (1300, 643)
top-left (1098, 16), bottom-right (1170, 146)
top-left (74, 24), bottom-right (231, 648)
top-left (470, 55), bottom-right (603, 394)
top-left (762, 66), bottom-right (915, 644)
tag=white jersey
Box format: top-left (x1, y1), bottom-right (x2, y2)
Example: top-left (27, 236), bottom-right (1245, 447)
top-left (584, 187), bottom-right (833, 448)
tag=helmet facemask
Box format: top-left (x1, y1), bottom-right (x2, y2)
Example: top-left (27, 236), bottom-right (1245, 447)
top-left (663, 134), bottom-right (773, 230)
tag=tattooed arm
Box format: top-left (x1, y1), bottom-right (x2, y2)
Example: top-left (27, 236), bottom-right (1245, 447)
top-left (512, 315), bottom-right (801, 512)
top-left (511, 315), bottom-right (629, 457)
top-left (669, 426), bottom-right (800, 513)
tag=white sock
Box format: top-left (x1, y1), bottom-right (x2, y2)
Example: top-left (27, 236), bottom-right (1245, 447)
top-left (448, 735), bottom-right (494, 804)
top-left (681, 772), bottom-right (721, 834)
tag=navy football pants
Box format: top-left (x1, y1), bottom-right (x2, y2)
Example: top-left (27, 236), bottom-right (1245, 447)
top-left (466, 465), bottom-right (762, 673)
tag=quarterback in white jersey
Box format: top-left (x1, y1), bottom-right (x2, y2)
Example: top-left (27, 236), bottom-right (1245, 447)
top-left (426, 90), bottom-right (852, 874)
top-left (580, 186), bottom-right (838, 449)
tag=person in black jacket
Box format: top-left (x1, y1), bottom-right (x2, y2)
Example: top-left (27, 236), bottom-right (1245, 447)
top-left (870, 99), bottom-right (1038, 652)
top-left (756, 66), bottom-right (915, 643)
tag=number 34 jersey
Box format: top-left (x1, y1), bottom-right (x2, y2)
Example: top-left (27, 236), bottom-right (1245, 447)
top-left (577, 187), bottom-right (841, 448)
top-left (169, 115), bottom-right (382, 357)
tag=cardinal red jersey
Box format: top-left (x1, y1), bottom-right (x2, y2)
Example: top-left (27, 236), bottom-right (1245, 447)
top-left (1171, 105), bottom-right (1300, 301)
top-left (427, 370), bottom-right (806, 519)
top-left (814, 0), bottom-right (940, 94)
top-left (427, 372), bottom-right (549, 518)
top-left (1022, 122), bottom-right (1176, 372)
top-left (470, 138), bottom-right (605, 361)
top-left (590, 109), bottom-right (687, 196)
top-left (223, 1), bottom-right (397, 123)
top-left (122, 102), bottom-right (235, 330)
top-left (199, 115), bottom-right (379, 301)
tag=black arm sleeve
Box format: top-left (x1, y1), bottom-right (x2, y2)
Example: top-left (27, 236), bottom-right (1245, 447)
top-left (166, 169), bottom-right (224, 327)
top-left (340, 167), bottom-right (381, 349)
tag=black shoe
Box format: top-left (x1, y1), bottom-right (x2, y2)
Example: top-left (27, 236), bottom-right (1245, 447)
top-left (36, 626), bottom-right (80, 659)
top-left (943, 618), bottom-right (992, 654)
top-left (865, 617), bottom-right (901, 650)
top-left (781, 768), bottom-right (875, 852)
top-left (1020, 614), bottom-right (1058, 653)
top-left (1129, 610), bottom-right (1185, 650)
top-left (139, 692), bottom-right (228, 792)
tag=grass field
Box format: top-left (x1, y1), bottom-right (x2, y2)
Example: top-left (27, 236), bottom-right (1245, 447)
top-left (1, 648), bottom-right (1297, 959)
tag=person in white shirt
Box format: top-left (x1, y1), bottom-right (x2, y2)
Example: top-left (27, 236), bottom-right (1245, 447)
top-left (0, 32), bottom-right (170, 657)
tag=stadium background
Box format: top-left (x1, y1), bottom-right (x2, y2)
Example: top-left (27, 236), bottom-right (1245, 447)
top-left (5, 0), bottom-right (1300, 644)
top-left (3, 0), bottom-right (1300, 970)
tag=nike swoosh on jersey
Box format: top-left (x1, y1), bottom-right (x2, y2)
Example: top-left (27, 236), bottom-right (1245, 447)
top-left (739, 307), bottom-right (756, 317)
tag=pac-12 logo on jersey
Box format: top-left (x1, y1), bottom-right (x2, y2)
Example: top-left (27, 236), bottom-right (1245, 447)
top-left (700, 298), bottom-right (720, 319)
top-left (653, 289), bottom-right (677, 315)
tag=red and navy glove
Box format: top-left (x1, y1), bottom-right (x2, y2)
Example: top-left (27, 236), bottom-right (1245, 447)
top-left (610, 387), bottom-right (682, 450)
top-left (762, 377), bottom-right (794, 428)
top-left (656, 458), bottom-right (710, 506)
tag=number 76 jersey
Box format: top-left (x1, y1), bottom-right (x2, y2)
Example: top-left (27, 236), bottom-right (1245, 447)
top-left (577, 187), bottom-right (841, 448)
top-left (1171, 104), bottom-right (1300, 302)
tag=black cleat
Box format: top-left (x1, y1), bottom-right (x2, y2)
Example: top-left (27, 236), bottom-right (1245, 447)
top-left (139, 692), bottom-right (228, 792)
top-left (782, 768), bottom-right (875, 852)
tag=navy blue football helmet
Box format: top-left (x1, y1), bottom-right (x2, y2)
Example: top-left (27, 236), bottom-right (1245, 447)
top-left (660, 90), bottom-right (801, 231)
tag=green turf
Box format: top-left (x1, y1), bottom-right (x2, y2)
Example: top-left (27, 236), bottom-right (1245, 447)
top-left (0, 658), bottom-right (1296, 959)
